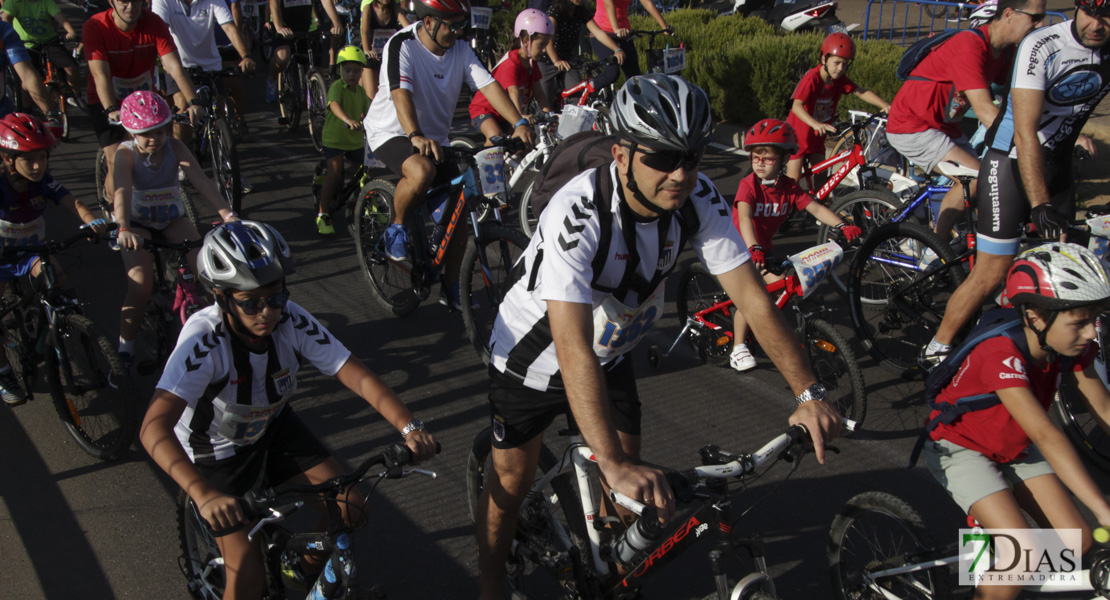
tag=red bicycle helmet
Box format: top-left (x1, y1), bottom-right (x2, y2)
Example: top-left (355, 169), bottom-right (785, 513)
top-left (743, 119), bottom-right (798, 155)
top-left (413, 0), bottom-right (471, 20)
top-left (820, 32), bottom-right (856, 60)
top-left (1077, 0), bottom-right (1110, 16)
top-left (0, 113), bottom-right (56, 155)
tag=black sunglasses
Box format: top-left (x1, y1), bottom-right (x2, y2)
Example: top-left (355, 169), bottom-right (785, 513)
top-left (435, 17), bottom-right (469, 33)
top-left (1014, 8), bottom-right (1046, 22)
top-left (230, 289), bottom-right (290, 316)
top-left (637, 147), bottom-right (704, 172)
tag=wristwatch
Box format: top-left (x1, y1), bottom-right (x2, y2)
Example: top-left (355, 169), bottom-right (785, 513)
top-left (400, 418), bottom-right (425, 438)
top-left (407, 129), bottom-right (424, 139)
top-left (795, 383), bottom-right (827, 405)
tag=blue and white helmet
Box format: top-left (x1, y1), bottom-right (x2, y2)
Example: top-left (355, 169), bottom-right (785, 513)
top-left (198, 220), bottom-right (295, 291)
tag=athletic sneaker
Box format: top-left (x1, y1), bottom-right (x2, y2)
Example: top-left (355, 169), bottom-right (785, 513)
top-left (918, 345), bottom-right (948, 371)
top-left (0, 368), bottom-right (27, 406)
top-left (384, 225), bottom-right (409, 261)
top-left (729, 343), bottom-right (756, 372)
top-left (241, 176), bottom-right (254, 195)
top-left (265, 79), bottom-right (278, 103)
top-left (316, 214), bottom-right (335, 235)
top-left (108, 351), bottom-right (133, 390)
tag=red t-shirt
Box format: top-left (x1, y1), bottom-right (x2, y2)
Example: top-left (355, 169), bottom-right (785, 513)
top-left (732, 173), bottom-right (813, 251)
top-left (469, 49), bottom-right (541, 120)
top-left (82, 9), bottom-right (177, 106)
top-left (929, 335), bottom-right (1096, 463)
top-left (593, 0), bottom-right (631, 33)
top-left (887, 25), bottom-right (1014, 138)
top-left (785, 66), bottom-right (857, 157)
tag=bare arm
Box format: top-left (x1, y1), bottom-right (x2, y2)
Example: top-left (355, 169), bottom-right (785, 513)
top-left (220, 22), bottom-right (256, 73)
top-left (791, 98), bottom-right (835, 135)
top-left (1, 12), bottom-right (13, 23)
top-left (1012, 87), bottom-right (1049, 208)
top-left (478, 80), bottom-right (535, 145)
top-left (319, 0), bottom-right (343, 36)
top-left (391, 86), bottom-right (443, 161)
top-left (333, 356), bottom-right (436, 462)
top-left (53, 12), bottom-right (77, 38)
top-left (13, 60), bottom-right (54, 114)
top-left (804, 200), bottom-right (846, 228)
top-left (965, 87), bottom-right (999, 130)
top-left (160, 51), bottom-right (199, 104)
top-left (361, 5), bottom-right (373, 53)
top-left (328, 99), bottom-right (361, 127)
top-left (853, 89), bottom-right (890, 113)
top-left (88, 58), bottom-right (118, 109)
top-left (733, 201), bottom-right (760, 249)
top-left (585, 19), bottom-right (622, 53)
top-left (601, 0), bottom-right (622, 36)
top-left (60, 194), bottom-right (100, 228)
top-left (174, 139), bottom-right (235, 221)
top-left (636, 0), bottom-right (668, 31)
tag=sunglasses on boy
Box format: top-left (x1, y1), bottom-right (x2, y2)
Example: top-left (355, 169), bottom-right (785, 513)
top-left (435, 17), bottom-right (469, 34)
top-left (230, 289), bottom-right (291, 316)
top-left (636, 146), bottom-right (704, 172)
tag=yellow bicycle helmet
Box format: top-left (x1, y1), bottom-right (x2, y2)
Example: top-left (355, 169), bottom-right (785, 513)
top-left (337, 46), bottom-right (368, 66)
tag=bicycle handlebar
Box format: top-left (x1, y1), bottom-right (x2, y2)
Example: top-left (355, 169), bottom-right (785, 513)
top-left (1, 221), bottom-right (115, 258)
top-left (623, 27), bottom-right (675, 41)
top-left (139, 237), bottom-right (204, 253)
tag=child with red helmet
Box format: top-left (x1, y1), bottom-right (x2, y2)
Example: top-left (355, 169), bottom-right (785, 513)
top-left (729, 118), bottom-right (862, 372)
top-left (0, 112), bottom-right (107, 405)
top-left (112, 90), bottom-right (238, 378)
top-left (921, 244), bottom-right (1110, 598)
top-left (468, 8), bottom-right (554, 146)
top-left (784, 32), bottom-right (890, 192)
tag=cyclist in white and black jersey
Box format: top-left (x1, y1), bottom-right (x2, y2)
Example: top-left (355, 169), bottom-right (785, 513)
top-left (140, 220), bottom-right (437, 600)
top-left (922, 0), bottom-right (1110, 369)
top-left (363, 0), bottom-right (535, 308)
top-left (475, 74), bottom-right (843, 600)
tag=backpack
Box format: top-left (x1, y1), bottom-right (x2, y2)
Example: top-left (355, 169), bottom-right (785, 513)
top-left (907, 308), bottom-right (1073, 466)
top-left (896, 28), bottom-right (987, 81)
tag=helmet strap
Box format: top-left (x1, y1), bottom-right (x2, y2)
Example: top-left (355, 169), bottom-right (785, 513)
top-left (423, 19), bottom-right (453, 52)
top-left (621, 145), bottom-right (668, 217)
top-left (215, 292), bottom-right (268, 347)
top-left (1021, 306), bottom-right (1060, 362)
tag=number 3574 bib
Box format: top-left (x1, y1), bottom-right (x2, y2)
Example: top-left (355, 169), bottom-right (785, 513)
top-left (592, 284), bottom-right (664, 359)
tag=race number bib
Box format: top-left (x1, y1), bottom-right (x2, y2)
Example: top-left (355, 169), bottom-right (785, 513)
top-left (592, 285), bottom-right (664, 358)
top-left (216, 395), bottom-right (292, 445)
top-left (787, 242), bottom-right (844, 299)
top-left (813, 97), bottom-right (835, 124)
top-left (112, 73), bottom-right (154, 101)
top-left (241, 1), bottom-right (262, 17)
top-left (663, 47), bottom-right (686, 74)
top-left (475, 147), bottom-right (507, 196)
top-left (1087, 214), bottom-right (1110, 260)
top-left (0, 216), bottom-right (45, 248)
top-left (372, 28), bottom-right (396, 55)
top-left (132, 186), bottom-right (184, 229)
top-left (470, 6), bottom-right (492, 30)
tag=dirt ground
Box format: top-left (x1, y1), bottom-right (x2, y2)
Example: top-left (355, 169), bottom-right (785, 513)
top-left (1078, 127), bottom-right (1110, 208)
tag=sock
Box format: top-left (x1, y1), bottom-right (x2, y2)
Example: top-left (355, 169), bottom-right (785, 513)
top-left (119, 339), bottom-right (135, 357)
top-left (926, 338), bottom-right (951, 355)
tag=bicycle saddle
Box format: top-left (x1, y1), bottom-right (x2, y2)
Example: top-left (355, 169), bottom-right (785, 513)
top-left (935, 160), bottom-right (978, 181)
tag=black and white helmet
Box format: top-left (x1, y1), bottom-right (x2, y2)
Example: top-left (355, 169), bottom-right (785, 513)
top-left (610, 74), bottom-right (713, 153)
top-left (198, 220), bottom-right (295, 291)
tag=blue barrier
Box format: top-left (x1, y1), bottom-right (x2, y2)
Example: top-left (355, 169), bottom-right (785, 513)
top-left (861, 0), bottom-right (1068, 45)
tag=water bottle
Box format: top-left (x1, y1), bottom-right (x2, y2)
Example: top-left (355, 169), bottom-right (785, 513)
top-left (611, 511), bottom-right (663, 568)
top-left (306, 535), bottom-right (351, 599)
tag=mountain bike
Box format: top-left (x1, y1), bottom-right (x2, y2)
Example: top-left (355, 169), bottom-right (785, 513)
top-left (275, 31), bottom-right (329, 136)
top-left (467, 1), bottom-right (513, 70)
top-left (655, 239), bottom-right (866, 429)
top-left (185, 66), bottom-right (243, 213)
top-left (178, 442), bottom-right (438, 600)
top-left (27, 37), bottom-right (83, 142)
top-left (827, 490), bottom-right (1110, 599)
top-left (351, 137), bottom-right (531, 364)
top-left (468, 420), bottom-right (819, 599)
top-left (0, 224), bottom-right (138, 460)
top-left (132, 237), bottom-right (207, 377)
top-left (508, 111), bottom-right (560, 237)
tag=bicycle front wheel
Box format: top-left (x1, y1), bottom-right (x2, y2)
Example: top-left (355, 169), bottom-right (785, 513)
top-left (277, 63), bottom-right (302, 133)
top-left (805, 319), bottom-right (866, 434)
top-left (518, 179), bottom-right (539, 237)
top-left (178, 491), bottom-right (226, 600)
top-left (828, 491), bottom-right (951, 600)
top-left (848, 221), bottom-right (964, 379)
top-left (815, 189), bottom-right (903, 299)
top-left (95, 147), bottom-right (110, 212)
top-left (352, 180), bottom-right (419, 316)
top-left (676, 263), bottom-right (734, 365)
top-left (46, 314), bottom-right (138, 460)
top-left (461, 223), bottom-right (529, 365)
top-left (307, 72), bottom-right (328, 155)
top-left (1054, 372), bottom-right (1110, 473)
top-left (208, 119), bottom-right (243, 215)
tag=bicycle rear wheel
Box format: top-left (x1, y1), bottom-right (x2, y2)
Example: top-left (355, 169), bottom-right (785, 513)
top-left (181, 183), bottom-right (204, 233)
top-left (828, 491), bottom-right (952, 600)
top-left (1, 288), bottom-right (34, 404)
top-left (46, 313), bottom-right (137, 460)
top-left (518, 179), bottom-right (540, 237)
top-left (460, 223), bottom-right (529, 365)
top-left (307, 71), bottom-right (328, 155)
top-left (178, 491), bottom-right (226, 600)
top-left (352, 180), bottom-right (420, 316)
top-left (1054, 356), bottom-right (1110, 473)
top-left (208, 119), bottom-right (243, 215)
top-left (95, 147), bottom-right (110, 213)
top-left (805, 318), bottom-right (866, 434)
top-left (848, 221), bottom-right (964, 379)
top-left (676, 263), bottom-right (734, 365)
top-left (815, 189), bottom-right (903, 299)
top-left (277, 63), bottom-right (302, 133)
top-left (47, 83), bottom-right (71, 142)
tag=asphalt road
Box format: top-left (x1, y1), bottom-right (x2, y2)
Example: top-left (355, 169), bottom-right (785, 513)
top-left (3, 4), bottom-right (1110, 600)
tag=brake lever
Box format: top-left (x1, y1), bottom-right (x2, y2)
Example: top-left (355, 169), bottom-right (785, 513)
top-left (246, 500), bottom-right (303, 542)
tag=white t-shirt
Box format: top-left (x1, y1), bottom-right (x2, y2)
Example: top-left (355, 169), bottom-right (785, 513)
top-left (158, 302), bottom-right (351, 462)
top-left (364, 22), bottom-right (495, 149)
top-left (151, 0), bottom-right (233, 71)
top-left (488, 164), bottom-right (747, 391)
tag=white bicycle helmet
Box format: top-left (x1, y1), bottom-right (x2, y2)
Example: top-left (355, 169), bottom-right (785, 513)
top-left (198, 220), bottom-right (295, 291)
top-left (1004, 243), bottom-right (1110, 311)
top-left (969, 0), bottom-right (998, 27)
top-left (610, 74), bottom-right (713, 153)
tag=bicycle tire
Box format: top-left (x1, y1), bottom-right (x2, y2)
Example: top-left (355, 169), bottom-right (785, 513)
top-left (466, 427), bottom-right (590, 599)
top-left (46, 313), bottom-right (137, 461)
top-left (277, 62), bottom-right (302, 134)
top-left (518, 179), bottom-right (539, 237)
top-left (675, 263), bottom-right (734, 365)
top-left (95, 147), bottom-right (110, 213)
top-left (594, 105), bottom-right (613, 135)
top-left (828, 491), bottom-right (952, 600)
top-left (208, 118), bottom-right (243, 215)
top-left (180, 183), bottom-right (204, 233)
top-left (178, 491), bottom-right (226, 600)
top-left (460, 223), bottom-right (530, 365)
top-left (925, 4), bottom-right (950, 18)
top-left (848, 221), bottom-right (964, 379)
top-left (701, 590), bottom-right (774, 600)
top-left (1053, 372), bottom-right (1110, 473)
top-left (4, 63), bottom-right (24, 113)
top-left (352, 179), bottom-right (420, 316)
top-left (307, 71), bottom-right (328, 155)
top-left (805, 319), bottom-right (866, 435)
top-left (138, 294), bottom-right (177, 376)
top-left (1, 288), bottom-right (34, 403)
top-left (47, 83), bottom-right (71, 142)
top-left (815, 189), bottom-right (903, 299)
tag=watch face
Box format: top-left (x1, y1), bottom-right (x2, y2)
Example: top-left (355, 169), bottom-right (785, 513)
top-left (808, 383), bottom-right (827, 400)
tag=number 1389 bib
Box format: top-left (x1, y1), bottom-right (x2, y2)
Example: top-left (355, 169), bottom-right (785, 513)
top-left (592, 284), bottom-right (664, 359)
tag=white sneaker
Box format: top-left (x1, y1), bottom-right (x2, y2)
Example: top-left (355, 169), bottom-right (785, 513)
top-left (729, 344), bottom-right (756, 372)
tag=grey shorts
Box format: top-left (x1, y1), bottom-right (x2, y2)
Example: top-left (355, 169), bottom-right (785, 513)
top-left (923, 438), bottom-right (1055, 514)
top-left (887, 129), bottom-right (975, 175)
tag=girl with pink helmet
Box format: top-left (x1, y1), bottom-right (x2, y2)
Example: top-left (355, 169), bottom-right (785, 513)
top-left (468, 8), bottom-right (555, 146)
top-left (112, 90), bottom-right (239, 376)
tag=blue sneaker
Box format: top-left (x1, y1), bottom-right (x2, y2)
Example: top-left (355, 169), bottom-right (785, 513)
top-left (265, 79), bottom-right (278, 104)
top-left (384, 225), bottom-right (409, 261)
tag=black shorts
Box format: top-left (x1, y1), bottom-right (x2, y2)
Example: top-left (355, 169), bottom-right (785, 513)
top-left (375, 135), bottom-right (468, 185)
top-left (977, 148), bottom-right (1074, 255)
top-left (192, 408), bottom-right (330, 535)
top-left (488, 357), bottom-right (641, 449)
top-left (30, 43), bottom-right (77, 73)
top-left (89, 103), bottom-right (128, 148)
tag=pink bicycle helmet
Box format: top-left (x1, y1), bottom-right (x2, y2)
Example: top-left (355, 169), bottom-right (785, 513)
top-left (120, 90), bottom-right (173, 134)
top-left (515, 8), bottom-right (553, 37)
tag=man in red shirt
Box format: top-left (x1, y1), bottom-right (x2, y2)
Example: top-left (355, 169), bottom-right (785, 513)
top-left (885, 0), bottom-right (1043, 237)
top-left (83, 0), bottom-right (205, 205)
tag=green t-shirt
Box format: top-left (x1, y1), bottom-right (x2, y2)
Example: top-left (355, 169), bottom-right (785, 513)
top-left (322, 80), bottom-right (371, 151)
top-left (2, 0), bottom-right (60, 45)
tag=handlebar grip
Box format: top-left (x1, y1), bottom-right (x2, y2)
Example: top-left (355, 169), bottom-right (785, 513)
top-left (1096, 527), bottom-right (1110, 544)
